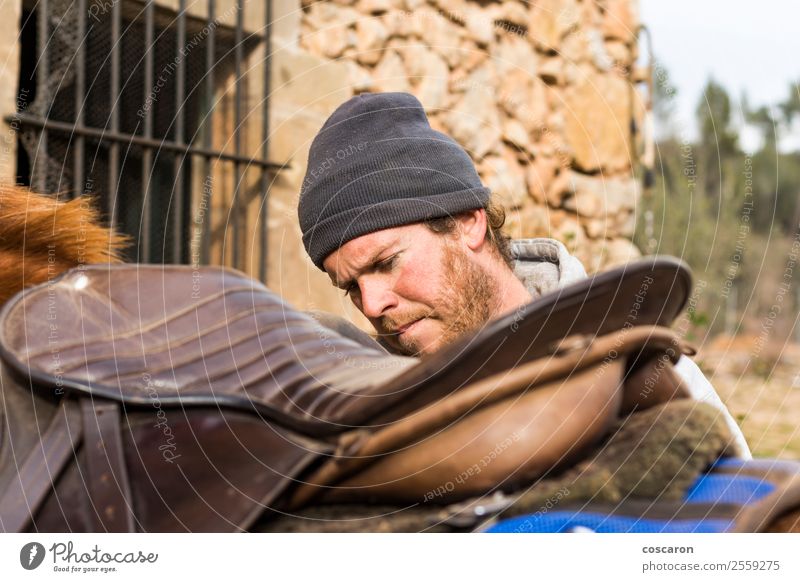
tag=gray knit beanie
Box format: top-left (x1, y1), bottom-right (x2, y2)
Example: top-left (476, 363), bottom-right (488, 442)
top-left (298, 92), bottom-right (490, 270)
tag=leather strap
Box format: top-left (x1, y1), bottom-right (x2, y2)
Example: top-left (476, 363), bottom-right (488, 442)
top-left (0, 399), bottom-right (83, 532)
top-left (81, 400), bottom-right (135, 532)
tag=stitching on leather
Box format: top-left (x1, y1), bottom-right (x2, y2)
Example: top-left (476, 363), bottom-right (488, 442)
top-left (20, 284), bottom-right (260, 358)
top-left (50, 306), bottom-right (316, 375)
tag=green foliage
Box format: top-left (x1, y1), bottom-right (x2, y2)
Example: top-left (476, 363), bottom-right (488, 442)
top-left (652, 64), bottom-right (679, 130)
top-left (695, 78), bottom-right (739, 156)
top-left (688, 310), bottom-right (709, 327)
top-left (635, 71), bottom-right (800, 336)
top-left (749, 148), bottom-right (800, 233)
top-left (778, 80), bottom-right (800, 126)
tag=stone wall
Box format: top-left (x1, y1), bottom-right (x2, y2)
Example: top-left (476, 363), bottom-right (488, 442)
top-left (0, 1), bottom-right (23, 182)
top-left (0, 0), bottom-right (644, 320)
top-left (269, 0), bottom-right (644, 319)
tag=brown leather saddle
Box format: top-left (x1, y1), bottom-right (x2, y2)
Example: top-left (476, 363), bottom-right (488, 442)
top-left (0, 258), bottom-right (693, 532)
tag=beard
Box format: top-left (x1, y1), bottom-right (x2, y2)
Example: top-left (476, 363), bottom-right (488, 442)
top-left (377, 243), bottom-right (499, 357)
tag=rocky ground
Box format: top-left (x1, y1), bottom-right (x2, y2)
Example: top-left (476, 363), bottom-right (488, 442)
top-left (695, 335), bottom-right (800, 459)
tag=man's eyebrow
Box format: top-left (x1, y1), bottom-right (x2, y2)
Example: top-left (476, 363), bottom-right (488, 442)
top-left (333, 246), bottom-right (392, 289)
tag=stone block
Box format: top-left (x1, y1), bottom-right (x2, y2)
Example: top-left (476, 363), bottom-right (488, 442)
top-left (584, 218), bottom-right (607, 239)
top-left (605, 40), bottom-right (632, 70)
top-left (464, 5), bottom-right (496, 47)
top-left (269, 47), bottom-right (353, 166)
top-left (596, 238), bottom-right (642, 270)
top-left (546, 168), bottom-right (572, 208)
top-left (616, 208), bottom-right (637, 238)
top-left (526, 155), bottom-right (558, 206)
top-left (412, 50), bottom-right (450, 110)
top-left (563, 71), bottom-right (633, 172)
top-left (304, 24), bottom-right (354, 59)
top-left (602, 0), bottom-right (640, 43)
top-left (505, 202), bottom-right (551, 240)
top-left (355, 17), bottom-right (389, 65)
top-left (478, 148), bottom-right (528, 209)
top-left (304, 2), bottom-right (361, 30)
top-left (562, 172), bottom-right (639, 218)
top-left (272, 0), bottom-right (303, 49)
top-left (553, 214), bottom-right (588, 256)
top-left (502, 116), bottom-right (533, 154)
top-left (372, 50), bottom-right (412, 93)
top-left (345, 60), bottom-right (375, 92)
top-left (419, 8), bottom-right (464, 67)
top-left (459, 39), bottom-right (490, 74)
top-left (528, 0), bottom-right (580, 53)
top-left (538, 56), bottom-right (565, 85)
top-left (497, 1), bottom-right (530, 30)
top-left (492, 33), bottom-right (538, 79)
top-left (442, 64), bottom-right (502, 160)
top-left (359, 0), bottom-right (396, 14)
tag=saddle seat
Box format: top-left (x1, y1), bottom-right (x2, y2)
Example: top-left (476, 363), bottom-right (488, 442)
top-left (0, 259), bottom-right (693, 531)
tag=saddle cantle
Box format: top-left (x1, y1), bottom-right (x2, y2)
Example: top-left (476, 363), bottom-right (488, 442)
top-left (0, 258), bottom-right (693, 532)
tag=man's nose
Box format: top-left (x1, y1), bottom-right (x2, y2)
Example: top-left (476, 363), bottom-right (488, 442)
top-left (358, 277), bottom-right (398, 318)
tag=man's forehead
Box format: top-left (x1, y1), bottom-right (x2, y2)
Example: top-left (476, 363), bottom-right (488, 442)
top-left (323, 224), bottom-right (415, 279)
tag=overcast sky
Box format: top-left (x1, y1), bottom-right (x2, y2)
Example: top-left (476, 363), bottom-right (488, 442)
top-left (641, 0), bottom-right (800, 151)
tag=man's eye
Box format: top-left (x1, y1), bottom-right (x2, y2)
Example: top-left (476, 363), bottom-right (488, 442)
top-left (343, 282), bottom-right (358, 297)
top-left (376, 256), bottom-right (396, 272)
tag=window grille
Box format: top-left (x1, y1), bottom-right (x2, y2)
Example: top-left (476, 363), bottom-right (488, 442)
top-left (8, 0), bottom-right (278, 279)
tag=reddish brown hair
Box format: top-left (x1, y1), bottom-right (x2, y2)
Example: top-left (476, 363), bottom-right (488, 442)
top-left (0, 184), bottom-right (128, 306)
top-left (424, 199), bottom-right (513, 268)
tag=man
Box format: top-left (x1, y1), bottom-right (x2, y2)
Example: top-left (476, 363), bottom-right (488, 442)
top-left (298, 91), bottom-right (750, 457)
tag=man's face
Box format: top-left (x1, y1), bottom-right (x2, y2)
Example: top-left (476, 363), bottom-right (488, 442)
top-left (322, 223), bottom-right (497, 356)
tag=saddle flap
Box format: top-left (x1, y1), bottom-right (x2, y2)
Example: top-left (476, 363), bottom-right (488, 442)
top-left (0, 265), bottom-right (414, 437)
top-left (0, 258), bottom-right (692, 437)
top-left (333, 256), bottom-right (693, 424)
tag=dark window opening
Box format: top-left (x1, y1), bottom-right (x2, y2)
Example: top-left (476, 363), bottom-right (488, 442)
top-left (10, 0), bottom-right (276, 274)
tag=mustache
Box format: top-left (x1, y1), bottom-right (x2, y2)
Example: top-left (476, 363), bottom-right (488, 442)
top-left (377, 309), bottom-right (436, 335)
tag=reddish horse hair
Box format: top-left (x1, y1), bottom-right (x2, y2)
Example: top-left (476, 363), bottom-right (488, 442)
top-left (0, 184), bottom-right (128, 306)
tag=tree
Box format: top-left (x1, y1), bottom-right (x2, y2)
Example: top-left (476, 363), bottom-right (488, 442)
top-left (652, 63), bottom-right (679, 135)
top-left (696, 78), bottom-right (739, 156)
top-left (742, 82), bottom-right (800, 233)
top-left (778, 80), bottom-right (800, 127)
top-left (637, 75), bottom-right (800, 337)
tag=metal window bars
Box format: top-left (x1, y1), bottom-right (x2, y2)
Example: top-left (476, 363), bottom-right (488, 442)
top-left (8, 0), bottom-right (278, 282)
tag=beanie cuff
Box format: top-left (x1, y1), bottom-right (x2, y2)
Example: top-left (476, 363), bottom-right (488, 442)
top-left (303, 186), bottom-right (491, 270)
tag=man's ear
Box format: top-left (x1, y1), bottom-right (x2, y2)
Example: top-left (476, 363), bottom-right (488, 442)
top-left (456, 208), bottom-right (488, 251)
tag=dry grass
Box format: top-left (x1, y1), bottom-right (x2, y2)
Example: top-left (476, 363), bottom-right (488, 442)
top-left (696, 334), bottom-right (800, 459)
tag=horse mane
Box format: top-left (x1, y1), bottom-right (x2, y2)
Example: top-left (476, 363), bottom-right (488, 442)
top-left (0, 184), bottom-right (128, 306)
